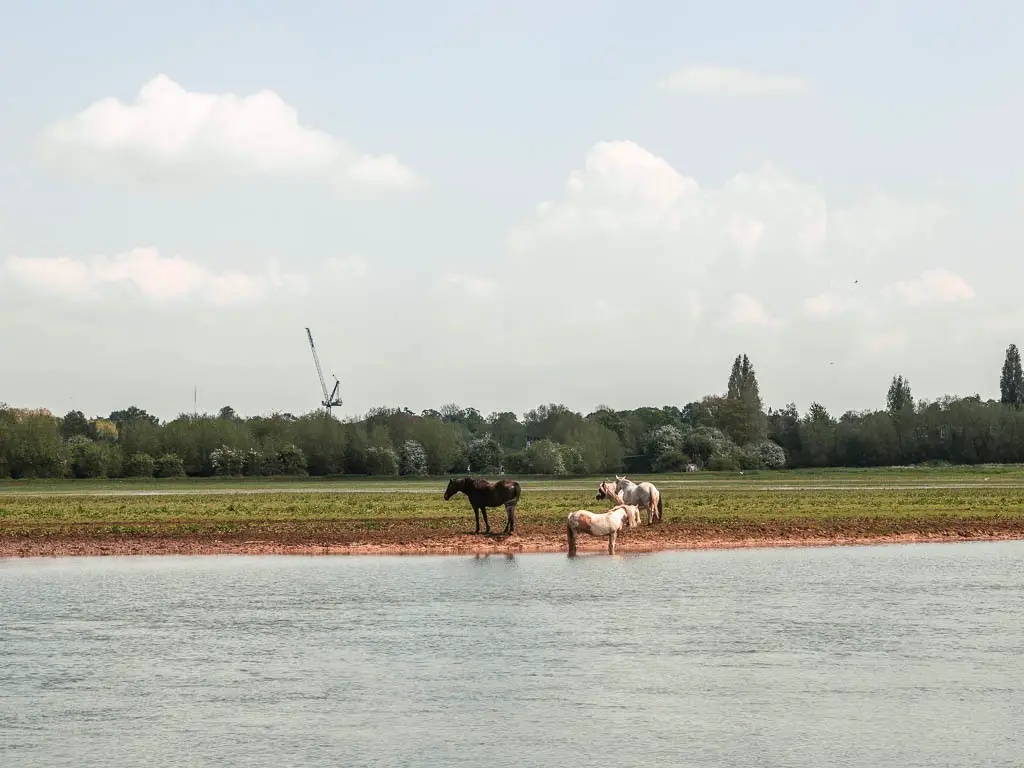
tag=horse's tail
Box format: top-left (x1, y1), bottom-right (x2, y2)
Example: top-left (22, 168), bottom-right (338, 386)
top-left (566, 516), bottom-right (577, 554)
top-left (656, 489), bottom-right (663, 522)
top-left (511, 480), bottom-right (522, 501)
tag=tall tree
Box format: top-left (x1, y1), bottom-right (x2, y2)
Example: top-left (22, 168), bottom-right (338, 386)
top-left (722, 353), bottom-right (766, 444)
top-left (61, 410), bottom-right (91, 440)
top-left (886, 375), bottom-right (914, 414)
top-left (1000, 344), bottom-right (1024, 407)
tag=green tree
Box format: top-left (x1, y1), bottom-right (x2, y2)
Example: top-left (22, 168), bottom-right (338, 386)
top-left (468, 434), bottom-right (503, 473)
top-left (886, 375), bottom-right (914, 414)
top-left (1000, 344), bottom-right (1024, 407)
top-left (109, 406), bottom-right (160, 429)
top-left (400, 439), bottom-right (428, 476)
top-left (721, 353), bottom-right (767, 445)
top-left (799, 402), bottom-right (836, 467)
top-left (486, 411), bottom-right (526, 451)
top-left (124, 452), bottom-right (156, 478)
top-left (62, 410), bottom-right (91, 440)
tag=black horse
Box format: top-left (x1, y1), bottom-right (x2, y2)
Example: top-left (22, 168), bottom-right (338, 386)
top-left (443, 476), bottom-right (522, 535)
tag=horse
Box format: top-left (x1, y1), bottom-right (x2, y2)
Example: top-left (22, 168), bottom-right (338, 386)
top-left (443, 476), bottom-right (522, 535)
top-left (566, 504), bottom-right (640, 556)
top-left (597, 475), bottom-right (663, 524)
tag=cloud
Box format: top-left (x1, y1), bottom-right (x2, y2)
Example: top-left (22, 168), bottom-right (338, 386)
top-left (36, 74), bottom-right (421, 195)
top-left (658, 65), bottom-right (807, 95)
top-left (4, 247), bottom-right (310, 306)
top-left (514, 141), bottom-right (829, 271)
top-left (867, 329), bottom-right (908, 353)
top-left (728, 293), bottom-right (781, 329)
top-left (323, 255), bottom-right (369, 281)
top-left (439, 273), bottom-right (497, 298)
top-left (514, 140), bottom-right (951, 273)
top-left (831, 193), bottom-right (950, 258)
top-left (883, 268), bottom-right (975, 307)
top-left (802, 290), bottom-right (875, 319)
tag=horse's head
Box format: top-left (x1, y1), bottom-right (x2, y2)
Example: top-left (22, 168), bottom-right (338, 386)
top-left (614, 474), bottom-right (633, 491)
top-left (443, 477), bottom-right (461, 500)
top-left (615, 505), bottom-right (638, 529)
top-left (596, 481), bottom-right (614, 501)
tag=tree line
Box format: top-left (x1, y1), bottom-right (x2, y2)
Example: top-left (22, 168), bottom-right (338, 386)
top-left (3, 345), bottom-right (1024, 479)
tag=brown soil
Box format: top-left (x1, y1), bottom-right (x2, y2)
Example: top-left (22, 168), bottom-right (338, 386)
top-left (3, 519), bottom-right (1023, 558)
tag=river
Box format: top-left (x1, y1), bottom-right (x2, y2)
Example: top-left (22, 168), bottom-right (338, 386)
top-left (2, 541), bottom-right (1022, 766)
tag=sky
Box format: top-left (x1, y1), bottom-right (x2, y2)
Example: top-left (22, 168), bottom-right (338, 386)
top-left (2, 0), bottom-right (1023, 422)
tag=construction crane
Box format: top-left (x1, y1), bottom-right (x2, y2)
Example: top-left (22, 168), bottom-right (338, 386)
top-left (305, 327), bottom-right (343, 417)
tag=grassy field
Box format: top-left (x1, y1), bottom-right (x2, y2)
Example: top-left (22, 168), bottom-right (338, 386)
top-left (4, 462), bottom-right (1024, 496)
top-left (3, 465), bottom-right (1024, 549)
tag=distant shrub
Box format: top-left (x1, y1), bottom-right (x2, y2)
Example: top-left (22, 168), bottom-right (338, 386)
top-left (750, 439), bottom-right (786, 469)
top-left (652, 449), bottom-right (693, 473)
top-left (366, 446), bottom-right (399, 476)
top-left (400, 440), bottom-right (428, 476)
top-left (523, 440), bottom-right (566, 475)
top-left (558, 444), bottom-right (586, 474)
top-left (468, 434), bottom-right (502, 474)
top-left (154, 453), bottom-right (186, 478)
top-left (277, 444), bottom-right (308, 476)
top-left (707, 453), bottom-right (739, 472)
top-left (124, 452), bottom-right (155, 478)
top-left (67, 436), bottom-right (116, 478)
top-left (209, 445), bottom-right (245, 476)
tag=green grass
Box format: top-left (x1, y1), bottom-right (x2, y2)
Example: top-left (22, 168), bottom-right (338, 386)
top-left (3, 465), bottom-right (1024, 543)
top-left (3, 463), bottom-right (1024, 496)
top-left (3, 482), bottom-right (1024, 540)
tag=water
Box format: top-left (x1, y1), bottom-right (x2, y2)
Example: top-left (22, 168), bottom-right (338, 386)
top-left (2, 542), bottom-right (1023, 767)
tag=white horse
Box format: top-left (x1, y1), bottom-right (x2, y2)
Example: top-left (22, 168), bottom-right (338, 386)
top-left (566, 504), bottom-right (640, 556)
top-left (597, 475), bottom-right (663, 524)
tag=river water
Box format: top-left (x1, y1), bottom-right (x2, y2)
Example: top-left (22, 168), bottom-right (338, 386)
top-left (2, 542), bottom-right (1023, 767)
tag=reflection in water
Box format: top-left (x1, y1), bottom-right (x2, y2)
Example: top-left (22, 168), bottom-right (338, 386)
top-left (2, 542), bottom-right (1024, 767)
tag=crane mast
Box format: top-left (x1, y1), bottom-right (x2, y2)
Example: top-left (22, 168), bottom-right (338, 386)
top-left (305, 327), bottom-right (342, 416)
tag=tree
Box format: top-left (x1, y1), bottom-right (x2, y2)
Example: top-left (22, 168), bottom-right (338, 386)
top-left (400, 440), bottom-right (428, 476)
top-left (109, 406), bottom-right (159, 429)
top-left (721, 353), bottom-right (766, 445)
top-left (218, 405), bottom-right (238, 421)
top-left (468, 434), bottom-right (503, 473)
top-left (1000, 344), bottom-right (1024, 408)
top-left (62, 410), bottom-right (91, 440)
top-left (886, 375), bottom-right (914, 414)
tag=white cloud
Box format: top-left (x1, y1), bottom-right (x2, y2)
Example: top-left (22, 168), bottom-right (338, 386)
top-left (4, 247), bottom-right (309, 306)
top-left (868, 329), bottom-right (908, 353)
top-left (831, 193), bottom-right (949, 258)
top-left (323, 255), bottom-right (369, 281)
top-left (36, 74), bottom-right (422, 195)
top-left (883, 268), bottom-right (975, 307)
top-left (728, 293), bottom-right (781, 329)
top-left (519, 142), bottom-right (826, 268)
top-left (802, 290), bottom-right (875, 319)
top-left (440, 273), bottom-right (497, 298)
top-left (531, 140), bottom-right (701, 236)
top-left (658, 65), bottom-right (807, 95)
top-left (515, 141), bottom-right (950, 275)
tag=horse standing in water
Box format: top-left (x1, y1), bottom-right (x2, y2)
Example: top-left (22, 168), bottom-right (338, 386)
top-left (597, 475), bottom-right (663, 524)
top-left (443, 476), bottom-right (522, 535)
top-left (566, 504), bottom-right (640, 556)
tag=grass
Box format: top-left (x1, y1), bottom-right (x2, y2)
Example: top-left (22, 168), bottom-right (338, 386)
top-left (3, 462), bottom-right (1024, 496)
top-left (3, 475), bottom-right (1024, 542)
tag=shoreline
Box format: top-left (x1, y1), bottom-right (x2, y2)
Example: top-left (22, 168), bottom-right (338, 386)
top-left (3, 529), bottom-right (1023, 558)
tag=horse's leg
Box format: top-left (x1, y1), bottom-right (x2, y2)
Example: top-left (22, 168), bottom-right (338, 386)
top-left (567, 522), bottom-right (577, 557)
top-left (481, 506), bottom-right (491, 534)
top-left (504, 501), bottom-right (516, 535)
top-left (608, 529), bottom-right (617, 555)
top-left (473, 505), bottom-right (481, 534)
